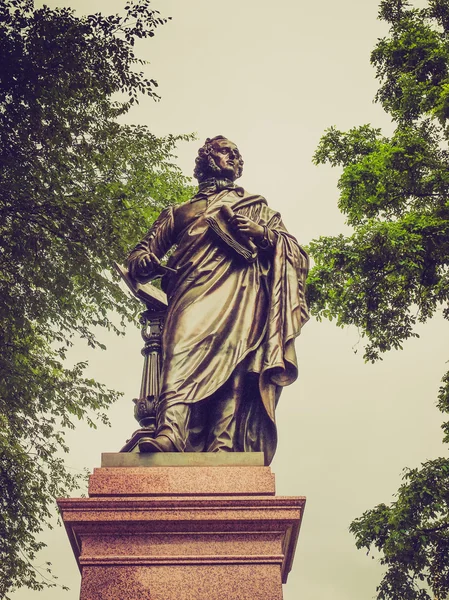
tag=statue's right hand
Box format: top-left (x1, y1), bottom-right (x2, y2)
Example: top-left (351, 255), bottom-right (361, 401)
top-left (137, 252), bottom-right (161, 275)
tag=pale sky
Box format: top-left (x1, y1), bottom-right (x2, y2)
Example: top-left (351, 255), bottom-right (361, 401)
top-left (12, 1), bottom-right (447, 599)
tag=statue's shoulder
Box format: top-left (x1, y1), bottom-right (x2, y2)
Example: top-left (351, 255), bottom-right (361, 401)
top-left (172, 200), bottom-right (190, 215)
top-left (233, 189), bottom-right (268, 210)
top-left (172, 199), bottom-right (207, 232)
top-left (172, 199), bottom-right (204, 218)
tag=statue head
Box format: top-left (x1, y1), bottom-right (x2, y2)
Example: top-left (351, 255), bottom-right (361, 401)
top-left (194, 136), bottom-right (244, 183)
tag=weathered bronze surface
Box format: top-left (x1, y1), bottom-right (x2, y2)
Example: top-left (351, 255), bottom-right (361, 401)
top-left (126, 136), bottom-right (309, 464)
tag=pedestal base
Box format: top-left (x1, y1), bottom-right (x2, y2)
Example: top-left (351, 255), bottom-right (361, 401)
top-left (57, 454), bottom-right (305, 600)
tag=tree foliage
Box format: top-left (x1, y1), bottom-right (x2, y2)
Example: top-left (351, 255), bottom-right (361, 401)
top-left (0, 0), bottom-right (193, 596)
top-left (309, 1), bottom-right (449, 598)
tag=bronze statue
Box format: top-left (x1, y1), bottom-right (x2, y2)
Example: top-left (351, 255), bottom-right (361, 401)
top-left (127, 136), bottom-right (309, 464)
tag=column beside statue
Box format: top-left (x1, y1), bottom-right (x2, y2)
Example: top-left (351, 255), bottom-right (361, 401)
top-left (58, 136), bottom-right (309, 599)
top-left (114, 262), bottom-right (168, 452)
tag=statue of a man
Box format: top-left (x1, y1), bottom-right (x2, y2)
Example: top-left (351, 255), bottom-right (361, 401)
top-left (127, 136), bottom-right (309, 464)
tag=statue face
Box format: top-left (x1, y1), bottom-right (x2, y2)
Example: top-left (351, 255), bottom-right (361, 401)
top-left (211, 139), bottom-right (241, 180)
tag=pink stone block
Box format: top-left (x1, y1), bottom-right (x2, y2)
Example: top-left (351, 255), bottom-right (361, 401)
top-left (58, 464), bottom-right (306, 600)
top-left (80, 564), bottom-right (283, 600)
top-left (88, 465), bottom-right (275, 497)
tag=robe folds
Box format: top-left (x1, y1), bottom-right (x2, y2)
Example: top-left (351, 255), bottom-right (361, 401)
top-left (128, 187), bottom-right (309, 464)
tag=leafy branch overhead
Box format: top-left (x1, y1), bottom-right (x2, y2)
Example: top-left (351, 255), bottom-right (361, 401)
top-left (310, 117), bottom-right (449, 362)
top-left (0, 0), bottom-right (194, 597)
top-left (308, 0), bottom-right (449, 598)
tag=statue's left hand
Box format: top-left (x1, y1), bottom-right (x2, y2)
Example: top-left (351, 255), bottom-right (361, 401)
top-left (230, 215), bottom-right (264, 240)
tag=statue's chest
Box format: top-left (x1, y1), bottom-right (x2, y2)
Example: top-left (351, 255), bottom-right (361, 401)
top-left (175, 194), bottom-right (235, 238)
top-left (174, 200), bottom-right (207, 236)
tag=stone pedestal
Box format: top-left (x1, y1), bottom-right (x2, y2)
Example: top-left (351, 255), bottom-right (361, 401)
top-left (57, 453), bottom-right (305, 600)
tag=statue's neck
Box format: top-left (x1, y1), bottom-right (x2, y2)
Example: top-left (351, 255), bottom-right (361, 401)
top-left (198, 176), bottom-right (236, 193)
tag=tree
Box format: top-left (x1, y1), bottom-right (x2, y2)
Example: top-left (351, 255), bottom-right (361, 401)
top-left (308, 1), bottom-right (449, 598)
top-left (0, 1), bottom-right (194, 597)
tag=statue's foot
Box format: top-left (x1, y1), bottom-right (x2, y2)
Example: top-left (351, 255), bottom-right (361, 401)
top-left (138, 435), bottom-right (177, 453)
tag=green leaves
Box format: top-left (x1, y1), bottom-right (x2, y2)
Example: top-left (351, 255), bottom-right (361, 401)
top-left (0, 0), bottom-right (194, 596)
top-left (313, 121), bottom-right (449, 227)
top-left (310, 1), bottom-right (449, 597)
top-left (373, 2), bottom-right (449, 123)
top-left (307, 211), bottom-right (449, 361)
top-left (350, 457), bottom-right (449, 600)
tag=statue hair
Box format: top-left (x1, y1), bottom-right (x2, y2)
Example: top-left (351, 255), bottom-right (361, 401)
top-left (193, 135), bottom-right (244, 182)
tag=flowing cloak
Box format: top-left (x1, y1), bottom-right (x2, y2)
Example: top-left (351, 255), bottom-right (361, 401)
top-left (128, 187), bottom-right (309, 464)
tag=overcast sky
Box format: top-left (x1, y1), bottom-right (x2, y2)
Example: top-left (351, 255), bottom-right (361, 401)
top-left (12, 1), bottom-right (448, 599)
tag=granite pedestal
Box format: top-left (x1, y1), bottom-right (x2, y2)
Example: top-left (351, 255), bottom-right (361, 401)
top-left (57, 453), bottom-right (305, 600)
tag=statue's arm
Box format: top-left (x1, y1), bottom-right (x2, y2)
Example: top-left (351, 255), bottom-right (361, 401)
top-left (254, 223), bottom-right (277, 250)
top-left (127, 206), bottom-right (175, 282)
top-left (262, 208), bottom-right (310, 327)
top-left (227, 210), bottom-right (276, 251)
top-left (266, 211), bottom-right (308, 261)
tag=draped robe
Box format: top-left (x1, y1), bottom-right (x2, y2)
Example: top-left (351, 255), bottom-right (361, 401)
top-left (128, 186), bottom-right (309, 464)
